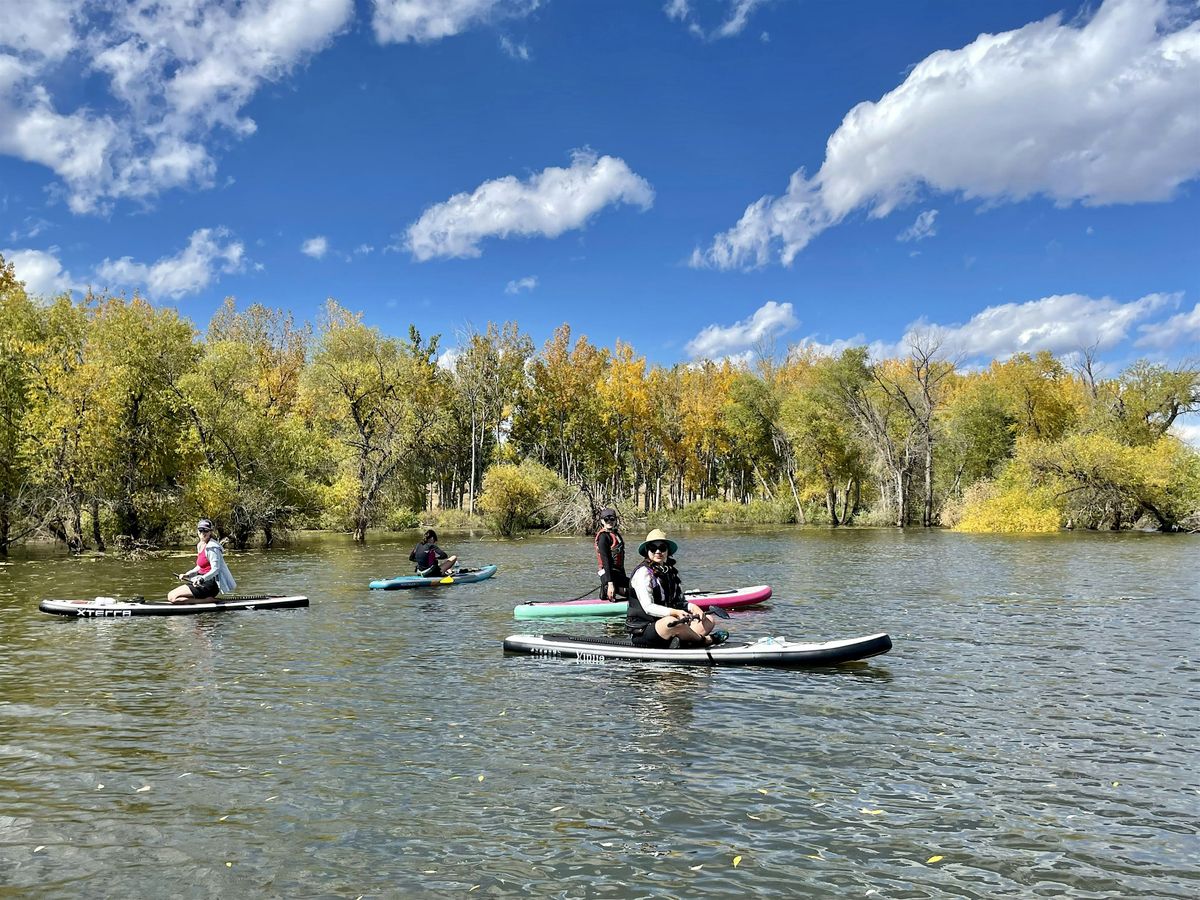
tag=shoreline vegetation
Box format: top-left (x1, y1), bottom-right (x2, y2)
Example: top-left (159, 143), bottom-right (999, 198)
top-left (2, 254), bottom-right (1198, 556)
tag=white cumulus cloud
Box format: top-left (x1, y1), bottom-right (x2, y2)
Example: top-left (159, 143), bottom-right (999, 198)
top-left (95, 227), bottom-right (245, 299)
top-left (695, 0), bottom-right (1200, 269)
top-left (0, 0), bottom-right (354, 214)
top-left (406, 150), bottom-right (654, 261)
top-left (499, 36), bottom-right (531, 60)
top-left (897, 209), bottom-right (938, 243)
top-left (505, 275), bottom-right (538, 294)
top-left (372, 0), bottom-right (538, 43)
top-left (665, 0), bottom-right (769, 40)
top-left (686, 300), bottom-right (798, 359)
top-left (1136, 300), bottom-right (1200, 349)
top-left (1172, 417), bottom-right (1200, 449)
top-left (795, 292), bottom-right (1180, 363)
top-left (302, 236), bottom-right (330, 259)
top-left (2, 247), bottom-right (82, 297)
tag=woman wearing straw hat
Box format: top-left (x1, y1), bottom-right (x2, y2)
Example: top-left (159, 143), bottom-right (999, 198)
top-left (626, 529), bottom-right (725, 649)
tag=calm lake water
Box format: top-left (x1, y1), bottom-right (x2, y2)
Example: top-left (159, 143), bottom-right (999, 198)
top-left (1, 528), bottom-right (1197, 898)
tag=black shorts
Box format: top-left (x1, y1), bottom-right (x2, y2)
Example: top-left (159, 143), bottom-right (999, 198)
top-left (630, 622), bottom-right (672, 648)
top-left (190, 579), bottom-right (220, 599)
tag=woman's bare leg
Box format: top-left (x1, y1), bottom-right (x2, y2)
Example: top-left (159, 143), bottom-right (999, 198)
top-left (167, 583), bottom-right (196, 603)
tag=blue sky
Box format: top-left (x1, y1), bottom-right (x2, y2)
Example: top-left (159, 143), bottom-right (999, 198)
top-left (2, 0), bottom-right (1198, 399)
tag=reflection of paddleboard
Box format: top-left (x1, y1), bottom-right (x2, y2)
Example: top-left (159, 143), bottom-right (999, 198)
top-left (503, 632), bottom-right (892, 667)
top-left (369, 565), bottom-right (498, 590)
top-left (514, 584), bottom-right (771, 619)
top-left (39, 595), bottom-right (309, 618)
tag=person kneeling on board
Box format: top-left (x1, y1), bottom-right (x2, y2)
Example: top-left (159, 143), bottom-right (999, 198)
top-left (626, 529), bottom-right (727, 649)
top-left (169, 519), bottom-right (237, 603)
top-left (410, 529), bottom-right (458, 577)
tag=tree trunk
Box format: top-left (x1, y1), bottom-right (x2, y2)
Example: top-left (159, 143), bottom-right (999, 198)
top-left (840, 478), bottom-right (858, 525)
top-left (91, 497), bottom-right (105, 552)
top-left (826, 487), bottom-right (840, 527)
top-left (922, 436), bottom-right (934, 527)
top-left (786, 468), bottom-right (807, 525)
top-left (468, 410), bottom-right (477, 515)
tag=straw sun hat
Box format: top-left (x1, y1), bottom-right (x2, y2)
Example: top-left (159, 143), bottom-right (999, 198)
top-left (637, 529), bottom-right (678, 557)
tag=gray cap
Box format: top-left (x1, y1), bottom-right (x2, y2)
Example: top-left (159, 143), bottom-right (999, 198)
top-left (599, 507), bottom-right (617, 520)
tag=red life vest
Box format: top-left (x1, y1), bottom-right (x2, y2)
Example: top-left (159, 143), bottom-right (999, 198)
top-left (594, 529), bottom-right (625, 576)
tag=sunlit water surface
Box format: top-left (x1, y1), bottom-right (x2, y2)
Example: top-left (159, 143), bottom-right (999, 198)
top-left (1, 529), bottom-right (1197, 898)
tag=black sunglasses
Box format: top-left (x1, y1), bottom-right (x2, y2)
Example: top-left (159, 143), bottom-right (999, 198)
top-left (646, 542), bottom-right (670, 553)
top-left (601, 515), bottom-right (617, 523)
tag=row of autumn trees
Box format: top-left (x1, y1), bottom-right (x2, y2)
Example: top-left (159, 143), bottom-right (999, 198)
top-left (2, 254), bottom-right (1198, 554)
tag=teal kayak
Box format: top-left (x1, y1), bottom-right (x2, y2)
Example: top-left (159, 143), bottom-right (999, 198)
top-left (369, 565), bottom-right (498, 590)
top-left (514, 584), bottom-right (771, 619)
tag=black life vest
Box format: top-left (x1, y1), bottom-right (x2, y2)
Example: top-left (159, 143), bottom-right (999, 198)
top-left (626, 559), bottom-right (684, 632)
top-left (411, 542), bottom-right (439, 573)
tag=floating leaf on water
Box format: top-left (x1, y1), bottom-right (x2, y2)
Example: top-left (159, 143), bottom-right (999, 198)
top-left (219, 816), bottom-right (229, 822)
top-left (225, 862), bottom-right (232, 868)
top-left (34, 846), bottom-right (45, 853)
top-left (732, 855), bottom-right (742, 867)
top-left (756, 788), bottom-right (769, 795)
top-left (478, 775), bottom-right (485, 782)
top-left (499, 710), bottom-right (506, 716)
top-left (422, 870), bottom-right (436, 874)
top-left (689, 865), bottom-right (703, 871)
top-left (178, 772), bottom-right (191, 778)
top-left (805, 854), bottom-right (822, 860)
top-left (747, 814), bottom-right (761, 820)
top-left (926, 855), bottom-right (944, 864)
top-left (265, 796), bottom-right (278, 801)
top-left (469, 887), bottom-right (480, 892)
top-left (136, 785), bottom-right (151, 793)
top-left (859, 808), bottom-right (884, 815)
top-left (1111, 781), bottom-right (1119, 787)
top-left (96, 784), bottom-right (104, 790)
top-left (549, 806), bottom-right (563, 812)
top-left (450, 776), bottom-right (462, 781)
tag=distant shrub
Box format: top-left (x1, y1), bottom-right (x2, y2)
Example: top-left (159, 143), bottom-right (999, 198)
top-left (652, 498), bottom-right (797, 526)
top-left (423, 507), bottom-right (484, 530)
top-left (477, 460), bottom-right (567, 536)
top-left (383, 507), bottom-right (422, 531)
top-left (954, 478), bottom-right (1062, 533)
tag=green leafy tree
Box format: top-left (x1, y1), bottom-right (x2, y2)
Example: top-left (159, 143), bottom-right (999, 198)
top-left (0, 257), bottom-right (41, 552)
top-left (302, 300), bottom-right (443, 541)
top-left (88, 296), bottom-right (198, 541)
top-left (178, 300), bottom-right (317, 547)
